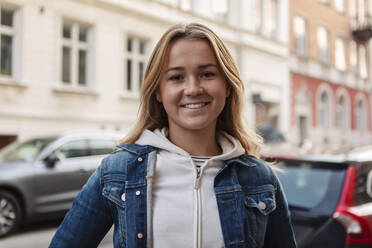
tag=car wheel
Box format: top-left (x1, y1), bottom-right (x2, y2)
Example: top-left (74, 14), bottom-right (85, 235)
top-left (0, 190), bottom-right (22, 238)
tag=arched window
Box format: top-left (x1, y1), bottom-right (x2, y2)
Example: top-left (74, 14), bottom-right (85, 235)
top-left (318, 91), bottom-right (330, 128)
top-left (336, 95), bottom-right (347, 130)
top-left (355, 99), bottom-right (366, 131)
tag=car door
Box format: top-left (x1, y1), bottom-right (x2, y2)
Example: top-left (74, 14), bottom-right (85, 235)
top-left (32, 139), bottom-right (91, 214)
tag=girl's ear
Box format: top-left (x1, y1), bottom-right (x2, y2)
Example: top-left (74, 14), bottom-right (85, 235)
top-left (156, 90), bottom-right (162, 102)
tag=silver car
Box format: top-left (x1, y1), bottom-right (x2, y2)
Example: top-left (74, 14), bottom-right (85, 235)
top-left (0, 131), bottom-right (123, 238)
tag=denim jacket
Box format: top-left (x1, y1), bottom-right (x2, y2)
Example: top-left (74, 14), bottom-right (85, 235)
top-left (49, 144), bottom-right (297, 248)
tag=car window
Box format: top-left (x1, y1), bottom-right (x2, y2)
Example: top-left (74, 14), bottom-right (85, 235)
top-left (0, 137), bottom-right (56, 162)
top-left (88, 139), bottom-right (117, 156)
top-left (274, 160), bottom-right (346, 215)
top-left (54, 140), bottom-right (89, 158)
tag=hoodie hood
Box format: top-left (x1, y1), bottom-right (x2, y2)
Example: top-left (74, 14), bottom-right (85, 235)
top-left (135, 128), bottom-right (245, 160)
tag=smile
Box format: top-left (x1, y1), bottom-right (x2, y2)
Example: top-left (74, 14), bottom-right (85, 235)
top-left (181, 102), bottom-right (210, 109)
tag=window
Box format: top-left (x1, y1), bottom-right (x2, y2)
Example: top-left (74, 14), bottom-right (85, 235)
top-left (212, 0), bottom-right (228, 20)
top-left (55, 140), bottom-right (89, 158)
top-left (89, 139), bottom-right (116, 156)
top-left (317, 26), bottom-right (330, 64)
top-left (294, 16), bottom-right (307, 56)
top-left (335, 38), bottom-right (346, 71)
top-left (125, 37), bottom-right (147, 93)
top-left (0, 7), bottom-right (14, 76)
top-left (335, 0), bottom-right (345, 12)
top-left (350, 0), bottom-right (357, 17)
top-left (264, 0), bottom-right (278, 37)
top-left (359, 45), bottom-right (368, 78)
top-left (179, 0), bottom-right (191, 11)
top-left (350, 40), bottom-right (358, 72)
top-left (61, 21), bottom-right (90, 86)
top-left (318, 91), bottom-right (330, 129)
top-left (355, 99), bottom-right (366, 131)
top-left (358, 0), bottom-right (366, 24)
top-left (336, 95), bottom-right (347, 130)
top-left (252, 0), bottom-right (263, 31)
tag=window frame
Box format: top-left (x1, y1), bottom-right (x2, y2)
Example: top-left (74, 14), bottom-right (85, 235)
top-left (123, 35), bottom-right (148, 97)
top-left (0, 4), bottom-right (18, 81)
top-left (293, 15), bottom-right (307, 57)
top-left (59, 19), bottom-right (92, 87)
top-left (317, 26), bottom-right (330, 65)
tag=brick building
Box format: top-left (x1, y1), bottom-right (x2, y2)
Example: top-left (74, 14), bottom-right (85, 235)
top-left (289, 0), bottom-right (372, 152)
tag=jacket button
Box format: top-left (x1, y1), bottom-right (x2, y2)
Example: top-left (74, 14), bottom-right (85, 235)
top-left (258, 201), bottom-right (266, 210)
top-left (136, 191), bottom-right (141, 196)
top-left (121, 193), bottom-right (126, 201)
top-left (137, 157), bottom-right (143, 162)
top-left (137, 233), bottom-right (143, 239)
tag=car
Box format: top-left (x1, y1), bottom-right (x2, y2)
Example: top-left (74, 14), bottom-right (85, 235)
top-left (265, 149), bottom-right (372, 248)
top-left (0, 131), bottom-right (124, 238)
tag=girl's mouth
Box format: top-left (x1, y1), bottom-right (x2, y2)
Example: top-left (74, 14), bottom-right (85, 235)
top-left (181, 102), bottom-right (210, 109)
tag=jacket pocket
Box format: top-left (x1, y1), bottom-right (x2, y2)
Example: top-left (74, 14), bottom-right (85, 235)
top-left (243, 184), bottom-right (276, 247)
top-left (102, 175), bottom-right (127, 209)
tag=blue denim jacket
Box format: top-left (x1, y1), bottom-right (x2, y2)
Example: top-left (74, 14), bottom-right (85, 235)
top-left (49, 144), bottom-right (297, 248)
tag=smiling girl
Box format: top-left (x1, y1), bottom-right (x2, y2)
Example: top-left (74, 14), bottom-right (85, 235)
top-left (50, 23), bottom-right (297, 248)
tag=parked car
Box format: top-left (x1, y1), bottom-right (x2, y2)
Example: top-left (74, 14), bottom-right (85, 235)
top-left (265, 150), bottom-right (372, 248)
top-left (0, 131), bottom-right (123, 238)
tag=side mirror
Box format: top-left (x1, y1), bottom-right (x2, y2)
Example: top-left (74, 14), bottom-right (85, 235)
top-left (44, 153), bottom-right (60, 168)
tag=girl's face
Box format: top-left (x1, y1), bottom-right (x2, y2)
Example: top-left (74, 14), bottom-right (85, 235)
top-left (156, 38), bottom-right (230, 135)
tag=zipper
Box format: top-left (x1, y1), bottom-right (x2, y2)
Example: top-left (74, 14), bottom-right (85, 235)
top-left (192, 159), bottom-right (202, 248)
top-left (194, 166), bottom-right (201, 248)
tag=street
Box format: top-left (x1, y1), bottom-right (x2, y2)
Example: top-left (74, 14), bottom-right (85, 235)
top-left (0, 219), bottom-right (114, 248)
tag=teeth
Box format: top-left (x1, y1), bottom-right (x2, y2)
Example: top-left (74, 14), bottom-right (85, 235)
top-left (183, 103), bottom-right (207, 109)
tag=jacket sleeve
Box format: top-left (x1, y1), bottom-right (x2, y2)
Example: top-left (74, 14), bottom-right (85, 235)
top-left (49, 160), bottom-right (113, 248)
top-left (264, 172), bottom-right (297, 248)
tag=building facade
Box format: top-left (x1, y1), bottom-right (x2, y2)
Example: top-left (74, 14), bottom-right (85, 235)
top-left (0, 0), bottom-right (289, 148)
top-left (289, 0), bottom-right (372, 153)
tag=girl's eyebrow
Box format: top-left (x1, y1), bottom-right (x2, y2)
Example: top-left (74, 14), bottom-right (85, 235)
top-left (165, 63), bottom-right (218, 73)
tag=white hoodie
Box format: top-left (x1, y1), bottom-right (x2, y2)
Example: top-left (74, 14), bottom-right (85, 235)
top-left (135, 128), bottom-right (245, 248)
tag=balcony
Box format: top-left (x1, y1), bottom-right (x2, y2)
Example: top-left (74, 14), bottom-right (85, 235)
top-left (351, 16), bottom-right (372, 42)
top-left (351, 15), bottom-right (372, 43)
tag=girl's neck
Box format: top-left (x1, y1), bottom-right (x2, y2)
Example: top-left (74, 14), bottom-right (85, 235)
top-left (167, 126), bottom-right (221, 156)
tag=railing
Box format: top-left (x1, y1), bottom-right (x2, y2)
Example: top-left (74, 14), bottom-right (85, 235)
top-left (351, 15), bottom-right (372, 42)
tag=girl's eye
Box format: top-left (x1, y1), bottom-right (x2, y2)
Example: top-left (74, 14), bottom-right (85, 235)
top-left (169, 74), bottom-right (184, 81)
top-left (201, 71), bottom-right (215, 78)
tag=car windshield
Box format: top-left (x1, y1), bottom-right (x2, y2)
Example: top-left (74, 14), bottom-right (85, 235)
top-left (274, 159), bottom-right (347, 215)
top-left (0, 137), bottom-right (56, 162)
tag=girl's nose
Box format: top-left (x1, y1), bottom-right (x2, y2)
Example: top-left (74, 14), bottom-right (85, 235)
top-left (184, 76), bottom-right (204, 96)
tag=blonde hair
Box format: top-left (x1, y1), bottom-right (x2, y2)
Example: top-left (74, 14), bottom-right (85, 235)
top-left (121, 23), bottom-right (262, 157)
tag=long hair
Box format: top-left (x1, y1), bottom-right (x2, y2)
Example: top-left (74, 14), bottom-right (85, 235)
top-left (121, 23), bottom-right (262, 157)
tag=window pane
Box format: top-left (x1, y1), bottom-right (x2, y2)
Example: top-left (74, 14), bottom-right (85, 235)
top-left (62, 47), bottom-right (71, 83)
top-left (89, 139), bottom-right (116, 156)
top-left (359, 45), bottom-right (367, 78)
top-left (79, 25), bottom-right (88, 42)
top-left (63, 23), bottom-right (72, 39)
top-left (55, 140), bottom-right (89, 158)
top-left (335, 38), bottom-right (346, 71)
top-left (127, 59), bottom-right (132, 90)
top-left (127, 38), bottom-right (132, 52)
top-left (1, 8), bottom-right (13, 27)
top-left (139, 61), bottom-right (144, 89)
top-left (78, 50), bottom-right (87, 85)
top-left (350, 41), bottom-right (357, 71)
top-left (139, 41), bottom-right (145, 54)
top-left (0, 35), bottom-right (12, 75)
top-left (180, 0), bottom-right (191, 10)
top-left (252, 0), bottom-right (262, 31)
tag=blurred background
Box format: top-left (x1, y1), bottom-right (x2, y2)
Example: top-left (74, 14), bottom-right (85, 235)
top-left (0, 0), bottom-right (372, 247)
top-left (0, 0), bottom-right (371, 154)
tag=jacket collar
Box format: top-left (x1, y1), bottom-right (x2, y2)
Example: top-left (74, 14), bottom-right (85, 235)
top-left (116, 144), bottom-right (156, 156)
top-left (225, 155), bottom-right (259, 167)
